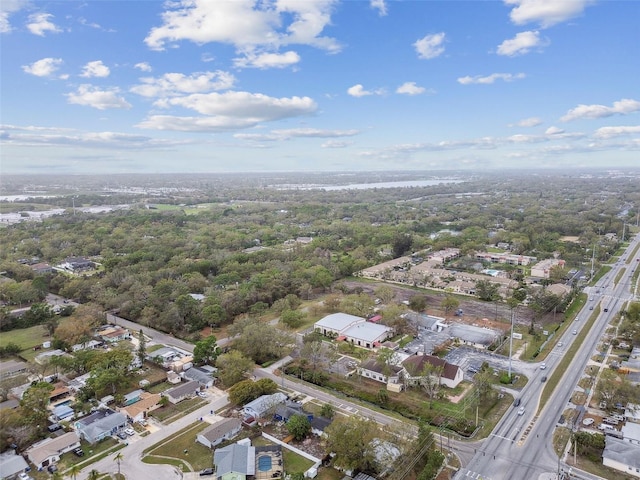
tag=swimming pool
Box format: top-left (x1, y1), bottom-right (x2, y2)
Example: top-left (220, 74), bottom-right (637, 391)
top-left (258, 456), bottom-right (272, 472)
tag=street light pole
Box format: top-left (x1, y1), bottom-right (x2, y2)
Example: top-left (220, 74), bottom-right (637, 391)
top-left (508, 307), bottom-right (515, 379)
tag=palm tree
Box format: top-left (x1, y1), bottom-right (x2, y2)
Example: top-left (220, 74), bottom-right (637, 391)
top-left (68, 464), bottom-right (81, 480)
top-left (88, 469), bottom-right (101, 480)
top-left (114, 451), bottom-right (124, 475)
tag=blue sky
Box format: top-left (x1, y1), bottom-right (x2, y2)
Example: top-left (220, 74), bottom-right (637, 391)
top-left (1, 0), bottom-right (639, 174)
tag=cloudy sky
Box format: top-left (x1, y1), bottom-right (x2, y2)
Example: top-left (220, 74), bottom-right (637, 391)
top-left (1, 0), bottom-right (639, 174)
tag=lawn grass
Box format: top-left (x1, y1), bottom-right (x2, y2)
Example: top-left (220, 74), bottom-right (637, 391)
top-left (0, 324), bottom-right (48, 349)
top-left (145, 421), bottom-right (213, 470)
top-left (282, 448), bottom-right (315, 475)
top-left (149, 397), bottom-right (206, 423)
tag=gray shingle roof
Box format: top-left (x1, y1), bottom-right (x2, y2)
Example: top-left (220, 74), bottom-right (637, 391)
top-left (213, 443), bottom-right (256, 476)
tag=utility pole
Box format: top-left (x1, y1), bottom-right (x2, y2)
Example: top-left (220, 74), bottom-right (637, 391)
top-left (508, 307), bottom-right (515, 379)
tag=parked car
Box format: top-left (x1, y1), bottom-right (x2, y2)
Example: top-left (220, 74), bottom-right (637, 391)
top-left (47, 465), bottom-right (58, 473)
top-left (73, 447), bottom-right (84, 457)
top-left (18, 473), bottom-right (34, 480)
top-left (124, 427), bottom-right (135, 436)
top-left (200, 468), bottom-right (214, 476)
top-left (117, 431), bottom-right (128, 440)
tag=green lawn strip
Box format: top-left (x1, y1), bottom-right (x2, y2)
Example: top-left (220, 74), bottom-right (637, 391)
top-left (538, 305), bottom-right (601, 414)
top-left (62, 442), bottom-right (125, 475)
top-left (282, 449), bottom-right (315, 475)
top-left (0, 324), bottom-right (48, 349)
top-left (143, 455), bottom-right (192, 471)
top-left (591, 265), bottom-right (612, 286)
top-left (149, 397), bottom-right (206, 422)
top-left (144, 421), bottom-right (213, 471)
top-left (613, 267), bottom-right (626, 286)
top-left (59, 438), bottom-right (120, 469)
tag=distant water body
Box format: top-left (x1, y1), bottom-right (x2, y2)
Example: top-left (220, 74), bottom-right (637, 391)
top-left (277, 179), bottom-right (463, 191)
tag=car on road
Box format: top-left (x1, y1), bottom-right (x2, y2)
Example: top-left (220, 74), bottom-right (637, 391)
top-left (124, 427), bottom-right (135, 436)
top-left (604, 308), bottom-right (609, 312)
top-left (540, 363), bottom-right (546, 370)
top-left (200, 468), bottom-right (214, 476)
top-left (541, 376), bottom-right (547, 382)
top-left (514, 398), bottom-right (521, 407)
top-left (572, 330), bottom-right (577, 335)
top-left (517, 407), bottom-right (525, 416)
top-left (557, 342), bottom-right (563, 347)
top-left (589, 306), bottom-right (594, 310)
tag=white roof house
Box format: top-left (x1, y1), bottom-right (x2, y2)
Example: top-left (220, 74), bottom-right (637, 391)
top-left (602, 436), bottom-right (640, 478)
top-left (314, 313), bottom-right (393, 349)
top-left (315, 313), bottom-right (364, 335)
top-left (242, 392), bottom-right (287, 420)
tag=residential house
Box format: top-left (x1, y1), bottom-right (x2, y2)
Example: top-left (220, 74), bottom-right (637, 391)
top-left (58, 257), bottom-right (94, 273)
top-left (0, 450), bottom-right (29, 479)
top-left (51, 404), bottom-right (75, 422)
top-left (0, 359), bottom-right (29, 379)
top-left (402, 354), bottom-right (464, 389)
top-left (97, 326), bottom-right (130, 343)
top-left (242, 393), bottom-right (287, 421)
top-left (26, 431), bottom-right (81, 469)
top-left (118, 392), bottom-right (160, 423)
top-left (196, 418), bottom-right (242, 449)
top-left (167, 371), bottom-right (182, 384)
top-left (164, 380), bottom-right (199, 404)
top-left (183, 366), bottom-right (215, 388)
top-left (273, 403), bottom-right (313, 423)
top-left (74, 409), bottom-right (127, 444)
top-left (213, 443), bottom-right (256, 480)
top-left (358, 359), bottom-right (402, 386)
top-left (310, 416), bottom-right (332, 437)
top-left (149, 346), bottom-right (184, 368)
top-left (71, 339), bottom-right (102, 352)
top-left (30, 262), bottom-right (54, 275)
top-left (602, 436), bottom-right (640, 478)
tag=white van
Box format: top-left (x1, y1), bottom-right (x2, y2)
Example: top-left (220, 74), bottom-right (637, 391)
top-left (598, 424), bottom-right (614, 431)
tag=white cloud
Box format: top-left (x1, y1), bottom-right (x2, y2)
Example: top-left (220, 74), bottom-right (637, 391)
top-left (414, 32), bottom-right (446, 59)
top-left (144, 0), bottom-right (340, 57)
top-left (370, 0), bottom-right (387, 16)
top-left (22, 57), bottom-right (63, 77)
top-left (137, 91), bottom-right (317, 132)
top-left (135, 62), bottom-right (152, 72)
top-left (131, 71), bottom-right (236, 98)
top-left (396, 82), bottom-right (426, 95)
top-left (322, 140), bottom-right (352, 148)
top-left (545, 126), bottom-right (564, 135)
top-left (26, 12), bottom-right (62, 36)
top-left (235, 128), bottom-right (359, 141)
top-left (561, 98), bottom-right (640, 122)
top-left (80, 61), bottom-right (110, 78)
top-left (497, 31), bottom-right (547, 56)
top-left (234, 50), bottom-right (300, 69)
top-left (0, 0), bottom-right (29, 33)
top-left (66, 85), bottom-right (132, 110)
top-left (505, 0), bottom-right (593, 28)
top-left (594, 125), bottom-right (640, 138)
top-left (457, 73), bottom-right (526, 85)
top-left (347, 84), bottom-right (384, 97)
top-left (512, 117), bottom-right (542, 127)
top-left (271, 128), bottom-right (359, 138)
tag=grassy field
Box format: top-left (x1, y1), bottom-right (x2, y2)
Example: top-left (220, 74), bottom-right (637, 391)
top-left (0, 324), bottom-right (49, 350)
top-left (145, 421), bottom-right (213, 471)
top-left (149, 397), bottom-right (206, 423)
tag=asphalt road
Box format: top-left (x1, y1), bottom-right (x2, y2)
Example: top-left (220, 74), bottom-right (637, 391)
top-left (454, 233), bottom-right (640, 480)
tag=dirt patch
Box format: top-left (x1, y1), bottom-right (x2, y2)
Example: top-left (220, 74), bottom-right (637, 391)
top-left (339, 279), bottom-right (549, 328)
